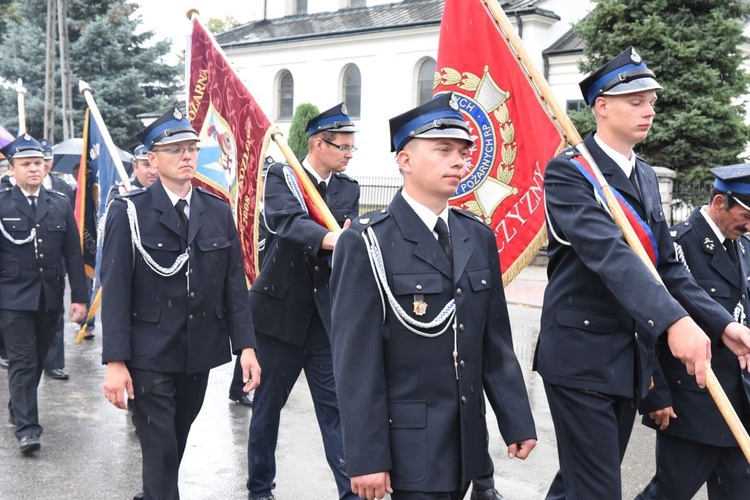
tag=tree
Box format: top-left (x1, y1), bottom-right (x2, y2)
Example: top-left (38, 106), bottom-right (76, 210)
top-left (570, 0), bottom-right (750, 180)
top-left (287, 103), bottom-right (320, 160)
top-left (0, 0), bottom-right (179, 148)
top-left (206, 15), bottom-right (240, 35)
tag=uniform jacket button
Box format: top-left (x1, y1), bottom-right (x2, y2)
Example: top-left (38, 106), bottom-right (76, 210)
top-left (461, 396), bottom-right (467, 404)
top-left (459, 360), bottom-right (465, 368)
top-left (456, 288), bottom-right (462, 296)
top-left (416, 284), bottom-right (423, 290)
top-left (458, 324), bottom-right (465, 332)
top-left (314, 266), bottom-right (320, 271)
top-left (583, 320), bottom-right (590, 326)
top-left (188, 314), bottom-right (194, 320)
top-left (647, 320), bottom-right (655, 328)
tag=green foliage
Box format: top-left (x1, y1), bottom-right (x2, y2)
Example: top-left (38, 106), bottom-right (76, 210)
top-left (288, 103), bottom-right (320, 160)
top-left (574, 0), bottom-right (750, 173)
top-left (0, 0), bottom-right (179, 147)
top-left (206, 16), bottom-right (240, 35)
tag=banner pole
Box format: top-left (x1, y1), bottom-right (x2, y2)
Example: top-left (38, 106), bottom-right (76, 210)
top-left (78, 80), bottom-right (132, 190)
top-left (15, 79), bottom-right (27, 136)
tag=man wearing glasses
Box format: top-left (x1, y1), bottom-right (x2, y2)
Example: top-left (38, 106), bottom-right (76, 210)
top-left (246, 103), bottom-right (360, 500)
top-left (101, 107), bottom-right (261, 500)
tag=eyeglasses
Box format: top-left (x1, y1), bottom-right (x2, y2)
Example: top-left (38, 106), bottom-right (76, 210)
top-left (152, 146), bottom-right (201, 156)
top-left (321, 138), bottom-right (357, 153)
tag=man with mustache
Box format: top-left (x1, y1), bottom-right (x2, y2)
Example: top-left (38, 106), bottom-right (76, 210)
top-left (637, 164), bottom-right (750, 499)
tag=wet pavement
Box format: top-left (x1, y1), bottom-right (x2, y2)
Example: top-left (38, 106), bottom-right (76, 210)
top-left (0, 265), bottom-right (707, 499)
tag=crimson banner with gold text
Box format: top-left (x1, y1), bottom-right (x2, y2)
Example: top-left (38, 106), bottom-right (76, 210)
top-left (188, 17), bottom-right (274, 283)
top-left (436, 0), bottom-right (567, 284)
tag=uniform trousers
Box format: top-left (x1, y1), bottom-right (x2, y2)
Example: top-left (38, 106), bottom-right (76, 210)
top-left (544, 381), bottom-right (637, 500)
top-left (246, 313), bottom-right (355, 499)
top-left (229, 355), bottom-right (246, 400)
top-left (130, 367), bottom-right (210, 500)
top-left (391, 486), bottom-right (469, 500)
top-left (636, 432), bottom-right (750, 500)
top-left (1, 308), bottom-right (58, 439)
top-left (42, 310), bottom-right (65, 371)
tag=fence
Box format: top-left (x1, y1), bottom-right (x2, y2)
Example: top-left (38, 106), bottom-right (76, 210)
top-left (670, 178), bottom-right (713, 224)
top-left (354, 175), bottom-right (403, 212)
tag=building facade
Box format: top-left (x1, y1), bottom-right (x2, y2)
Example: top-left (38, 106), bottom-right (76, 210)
top-left (215, 0), bottom-right (593, 178)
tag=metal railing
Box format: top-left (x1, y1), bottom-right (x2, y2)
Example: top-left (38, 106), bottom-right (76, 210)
top-left (353, 175), bottom-right (402, 212)
top-left (670, 179), bottom-right (713, 224)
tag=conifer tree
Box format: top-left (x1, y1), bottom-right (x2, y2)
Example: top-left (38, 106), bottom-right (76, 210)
top-left (570, 0), bottom-right (750, 179)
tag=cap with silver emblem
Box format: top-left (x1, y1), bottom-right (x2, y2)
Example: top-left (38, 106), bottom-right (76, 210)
top-left (579, 46), bottom-right (662, 106)
top-left (389, 92), bottom-right (472, 153)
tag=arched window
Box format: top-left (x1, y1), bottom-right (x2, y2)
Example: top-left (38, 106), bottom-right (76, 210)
top-left (417, 58), bottom-right (436, 105)
top-left (277, 70), bottom-right (294, 120)
top-left (342, 64), bottom-right (361, 119)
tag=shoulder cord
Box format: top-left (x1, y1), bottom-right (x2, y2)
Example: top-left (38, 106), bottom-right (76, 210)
top-left (123, 197), bottom-right (189, 277)
top-left (0, 221), bottom-right (36, 246)
top-left (362, 226), bottom-right (455, 337)
top-left (673, 241), bottom-right (690, 273)
top-left (264, 166), bottom-right (308, 237)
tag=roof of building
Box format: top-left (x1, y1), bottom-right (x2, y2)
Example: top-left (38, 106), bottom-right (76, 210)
top-left (543, 28), bottom-right (585, 56)
top-left (216, 0), bottom-right (558, 48)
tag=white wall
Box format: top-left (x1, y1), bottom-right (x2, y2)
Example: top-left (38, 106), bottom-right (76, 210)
top-left (223, 0), bottom-right (593, 177)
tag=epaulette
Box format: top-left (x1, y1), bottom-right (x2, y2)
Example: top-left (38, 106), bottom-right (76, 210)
top-left (48, 189), bottom-right (67, 197)
top-left (118, 187), bottom-right (146, 198)
top-left (348, 208), bottom-right (390, 233)
top-left (196, 186), bottom-right (225, 201)
top-left (670, 219), bottom-right (694, 240)
top-left (451, 206), bottom-right (489, 226)
top-left (0, 187), bottom-right (12, 194)
top-left (333, 172), bottom-right (358, 183)
top-left (561, 146), bottom-right (579, 159)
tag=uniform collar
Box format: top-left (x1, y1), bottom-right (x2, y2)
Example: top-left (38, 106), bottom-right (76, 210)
top-left (162, 183), bottom-right (193, 208)
top-left (699, 206), bottom-right (727, 244)
top-left (594, 133), bottom-right (636, 178)
top-left (401, 189), bottom-right (450, 235)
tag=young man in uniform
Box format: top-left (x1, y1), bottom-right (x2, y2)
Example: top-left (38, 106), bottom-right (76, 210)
top-left (537, 47), bottom-right (750, 499)
top-left (330, 93), bottom-right (537, 500)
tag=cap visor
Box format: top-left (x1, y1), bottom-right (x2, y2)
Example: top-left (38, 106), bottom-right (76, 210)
top-left (13, 151), bottom-right (45, 159)
top-left (602, 77), bottom-right (662, 96)
top-left (152, 132), bottom-right (199, 147)
top-left (414, 127), bottom-right (473, 144)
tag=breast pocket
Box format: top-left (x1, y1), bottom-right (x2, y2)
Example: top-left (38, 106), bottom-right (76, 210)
top-left (467, 268), bottom-right (492, 322)
top-left (140, 236), bottom-right (182, 268)
top-left (197, 235), bottom-right (231, 274)
top-left (393, 272), bottom-right (444, 320)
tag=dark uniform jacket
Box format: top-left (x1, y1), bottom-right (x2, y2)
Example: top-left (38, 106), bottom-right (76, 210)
top-left (0, 185), bottom-right (87, 310)
top-left (640, 207), bottom-right (750, 445)
top-left (250, 162), bottom-right (359, 346)
top-left (100, 179), bottom-right (255, 374)
top-left (330, 192), bottom-right (536, 492)
top-left (536, 133), bottom-right (734, 398)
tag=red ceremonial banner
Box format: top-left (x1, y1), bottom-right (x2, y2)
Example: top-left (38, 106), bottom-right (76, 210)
top-left (188, 17), bottom-right (274, 284)
top-left (436, 0), bottom-right (567, 285)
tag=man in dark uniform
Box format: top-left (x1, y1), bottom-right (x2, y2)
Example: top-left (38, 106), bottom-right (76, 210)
top-left (0, 135), bottom-right (87, 455)
top-left (105, 144), bottom-right (157, 205)
top-left (246, 104), bottom-right (360, 500)
top-left (101, 107), bottom-right (261, 500)
top-left (330, 93), bottom-right (537, 500)
top-left (37, 138), bottom-right (77, 379)
top-left (537, 47), bottom-right (750, 499)
top-left (637, 164), bottom-right (750, 499)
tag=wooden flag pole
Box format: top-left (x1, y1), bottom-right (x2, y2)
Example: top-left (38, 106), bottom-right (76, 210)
top-left (15, 79), bottom-right (27, 136)
top-left (482, 0), bottom-right (750, 461)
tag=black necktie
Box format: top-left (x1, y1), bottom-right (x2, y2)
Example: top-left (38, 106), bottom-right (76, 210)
top-left (725, 239), bottom-right (739, 271)
top-left (28, 195), bottom-right (37, 216)
top-left (434, 218), bottom-right (452, 262)
top-left (629, 168), bottom-right (641, 199)
top-left (318, 181), bottom-right (327, 201)
top-left (175, 198), bottom-right (189, 233)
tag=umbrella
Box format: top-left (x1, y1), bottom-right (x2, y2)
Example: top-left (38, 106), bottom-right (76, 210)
top-left (52, 138), bottom-right (133, 174)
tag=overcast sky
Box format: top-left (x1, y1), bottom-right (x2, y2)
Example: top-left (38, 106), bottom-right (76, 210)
top-left (133, 1), bottom-right (263, 60)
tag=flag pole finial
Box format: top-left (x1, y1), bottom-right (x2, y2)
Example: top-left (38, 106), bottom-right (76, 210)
top-left (187, 8), bottom-right (200, 21)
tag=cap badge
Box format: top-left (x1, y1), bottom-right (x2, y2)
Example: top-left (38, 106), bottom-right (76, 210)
top-left (630, 48), bottom-right (642, 64)
top-left (23, 134), bottom-right (30, 140)
top-left (341, 103), bottom-right (348, 115)
top-left (173, 108), bottom-right (183, 120)
top-left (449, 94), bottom-right (459, 111)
